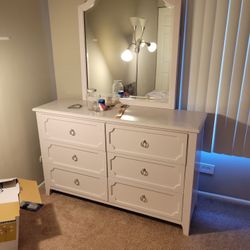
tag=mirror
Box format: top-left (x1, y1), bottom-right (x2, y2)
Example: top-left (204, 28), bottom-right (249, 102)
top-left (78, 0), bottom-right (181, 109)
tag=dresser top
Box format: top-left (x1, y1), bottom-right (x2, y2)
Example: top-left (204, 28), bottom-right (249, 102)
top-left (33, 99), bottom-right (207, 133)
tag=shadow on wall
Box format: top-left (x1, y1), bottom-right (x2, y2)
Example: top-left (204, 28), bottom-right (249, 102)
top-left (203, 113), bottom-right (250, 158)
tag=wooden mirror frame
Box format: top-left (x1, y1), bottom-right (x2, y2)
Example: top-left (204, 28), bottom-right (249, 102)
top-left (78, 0), bottom-right (181, 109)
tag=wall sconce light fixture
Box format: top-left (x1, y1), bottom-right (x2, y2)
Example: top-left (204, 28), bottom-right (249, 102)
top-left (121, 17), bottom-right (157, 62)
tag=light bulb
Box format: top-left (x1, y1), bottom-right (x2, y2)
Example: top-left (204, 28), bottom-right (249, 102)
top-left (121, 49), bottom-right (133, 62)
top-left (140, 41), bottom-right (146, 48)
top-left (147, 42), bottom-right (157, 52)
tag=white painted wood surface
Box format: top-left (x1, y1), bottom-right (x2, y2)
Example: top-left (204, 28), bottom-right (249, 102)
top-left (108, 153), bottom-right (184, 193)
top-left (34, 99), bottom-right (206, 235)
top-left (37, 114), bottom-right (105, 150)
top-left (155, 8), bottom-right (173, 91)
top-left (106, 124), bottom-right (187, 165)
top-left (44, 142), bottom-right (107, 176)
top-left (109, 179), bottom-right (182, 221)
top-left (33, 99), bottom-right (206, 133)
top-left (50, 167), bottom-right (107, 201)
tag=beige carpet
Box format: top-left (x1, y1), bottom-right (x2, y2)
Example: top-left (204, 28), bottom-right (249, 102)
top-left (19, 188), bottom-right (250, 250)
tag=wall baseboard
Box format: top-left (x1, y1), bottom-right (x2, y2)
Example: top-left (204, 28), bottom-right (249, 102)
top-left (38, 181), bottom-right (45, 189)
top-left (198, 191), bottom-right (250, 207)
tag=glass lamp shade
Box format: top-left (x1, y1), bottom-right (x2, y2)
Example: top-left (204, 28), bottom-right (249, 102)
top-left (129, 17), bottom-right (138, 27)
top-left (121, 49), bottom-right (133, 62)
top-left (139, 18), bottom-right (146, 28)
top-left (147, 42), bottom-right (157, 52)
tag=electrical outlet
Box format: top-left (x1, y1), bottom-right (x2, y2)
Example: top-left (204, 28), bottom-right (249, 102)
top-left (199, 162), bottom-right (215, 175)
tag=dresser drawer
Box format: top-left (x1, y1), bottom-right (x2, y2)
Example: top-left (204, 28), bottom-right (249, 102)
top-left (108, 153), bottom-right (184, 193)
top-left (37, 114), bottom-right (105, 150)
top-left (109, 180), bottom-right (182, 221)
top-left (43, 142), bottom-right (106, 176)
top-left (106, 124), bottom-right (187, 164)
top-left (50, 167), bottom-right (107, 201)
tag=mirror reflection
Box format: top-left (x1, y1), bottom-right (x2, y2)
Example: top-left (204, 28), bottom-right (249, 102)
top-left (85, 0), bottom-right (177, 102)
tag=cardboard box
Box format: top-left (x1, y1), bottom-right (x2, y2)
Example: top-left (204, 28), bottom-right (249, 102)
top-left (0, 178), bottom-right (42, 250)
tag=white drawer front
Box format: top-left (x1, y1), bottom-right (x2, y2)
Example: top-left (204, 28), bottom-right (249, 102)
top-left (44, 143), bottom-right (106, 176)
top-left (106, 124), bottom-right (187, 164)
top-left (50, 167), bottom-right (107, 201)
top-left (109, 180), bottom-right (182, 221)
top-left (108, 153), bottom-right (184, 193)
top-left (38, 114), bottom-right (105, 150)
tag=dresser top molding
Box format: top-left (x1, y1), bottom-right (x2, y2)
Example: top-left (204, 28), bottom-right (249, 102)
top-left (33, 99), bottom-right (206, 134)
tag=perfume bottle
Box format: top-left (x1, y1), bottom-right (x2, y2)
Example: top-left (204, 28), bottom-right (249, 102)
top-left (86, 88), bottom-right (98, 111)
top-left (112, 80), bottom-right (124, 95)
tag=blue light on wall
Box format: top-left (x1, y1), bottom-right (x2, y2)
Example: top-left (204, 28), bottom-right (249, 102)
top-left (199, 151), bottom-right (250, 200)
top-left (201, 151), bottom-right (250, 167)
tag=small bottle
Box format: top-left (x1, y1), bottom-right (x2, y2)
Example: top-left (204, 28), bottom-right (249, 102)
top-left (118, 90), bottom-right (124, 98)
top-left (98, 98), bottom-right (106, 111)
top-left (112, 80), bottom-right (124, 95)
top-left (86, 88), bottom-right (98, 111)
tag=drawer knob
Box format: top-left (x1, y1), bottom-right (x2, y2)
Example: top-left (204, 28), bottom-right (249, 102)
top-left (140, 168), bottom-right (149, 176)
top-left (140, 140), bottom-right (149, 149)
top-left (69, 129), bottom-right (76, 136)
top-left (140, 195), bottom-right (148, 203)
top-left (72, 155), bottom-right (78, 162)
top-left (74, 178), bottom-right (80, 186)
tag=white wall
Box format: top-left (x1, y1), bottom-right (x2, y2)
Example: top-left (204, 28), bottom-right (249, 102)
top-left (0, 0), bottom-right (56, 183)
top-left (136, 0), bottom-right (158, 96)
top-left (48, 0), bottom-right (86, 99)
top-left (86, 24), bottom-right (113, 94)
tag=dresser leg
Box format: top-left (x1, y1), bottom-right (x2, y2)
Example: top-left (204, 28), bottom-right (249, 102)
top-left (45, 183), bottom-right (51, 195)
top-left (182, 224), bottom-right (190, 236)
top-left (45, 188), bottom-right (51, 195)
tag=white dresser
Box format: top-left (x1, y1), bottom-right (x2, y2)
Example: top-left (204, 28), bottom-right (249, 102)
top-left (33, 99), bottom-right (206, 235)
